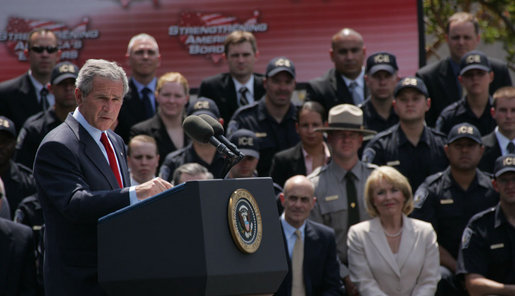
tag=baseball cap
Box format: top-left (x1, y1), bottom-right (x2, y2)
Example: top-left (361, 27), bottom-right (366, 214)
top-left (229, 129), bottom-right (259, 159)
top-left (494, 154), bottom-right (515, 178)
top-left (51, 61), bottom-right (79, 85)
top-left (394, 77), bottom-right (429, 98)
top-left (186, 97), bottom-right (220, 119)
top-left (366, 52), bottom-right (398, 75)
top-left (446, 123), bottom-right (482, 145)
top-left (266, 57), bottom-right (295, 78)
top-left (459, 50), bottom-right (491, 76)
top-left (0, 116), bottom-right (16, 138)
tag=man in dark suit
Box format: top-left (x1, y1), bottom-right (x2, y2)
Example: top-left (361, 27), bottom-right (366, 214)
top-left (306, 28), bottom-right (368, 113)
top-left (275, 175), bottom-right (341, 296)
top-left (33, 59), bottom-right (172, 296)
top-left (479, 86), bottom-right (515, 173)
top-left (116, 33), bottom-right (161, 142)
top-left (0, 216), bottom-right (38, 296)
top-left (0, 28), bottom-right (61, 133)
top-left (416, 12), bottom-right (512, 127)
top-left (198, 30), bottom-right (266, 125)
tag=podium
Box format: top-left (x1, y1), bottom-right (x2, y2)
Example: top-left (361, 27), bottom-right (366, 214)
top-left (97, 178), bottom-right (288, 295)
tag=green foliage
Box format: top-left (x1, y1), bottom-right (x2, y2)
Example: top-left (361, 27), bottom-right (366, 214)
top-left (423, 0), bottom-right (514, 71)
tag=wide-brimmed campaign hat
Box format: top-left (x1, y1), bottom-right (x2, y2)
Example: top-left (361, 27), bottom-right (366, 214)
top-left (314, 104), bottom-right (376, 136)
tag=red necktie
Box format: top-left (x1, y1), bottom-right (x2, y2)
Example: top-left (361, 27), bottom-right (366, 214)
top-left (100, 132), bottom-right (123, 188)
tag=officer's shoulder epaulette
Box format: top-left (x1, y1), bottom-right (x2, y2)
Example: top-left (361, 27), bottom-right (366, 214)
top-left (425, 171), bottom-right (444, 186)
top-left (429, 128), bottom-right (447, 138)
top-left (469, 206), bottom-right (496, 224)
top-left (15, 162), bottom-right (34, 174)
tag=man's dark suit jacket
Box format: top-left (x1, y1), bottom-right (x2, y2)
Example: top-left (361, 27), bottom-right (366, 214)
top-left (0, 72), bottom-right (43, 133)
top-left (0, 217), bottom-right (37, 296)
top-left (198, 72), bottom-right (265, 125)
top-left (130, 114), bottom-right (189, 167)
top-left (34, 115), bottom-right (131, 296)
top-left (478, 131), bottom-right (502, 174)
top-left (416, 57), bottom-right (512, 127)
top-left (116, 79), bottom-right (156, 143)
top-left (275, 219), bottom-right (341, 296)
top-left (269, 143), bottom-right (307, 187)
top-left (306, 68), bottom-right (368, 113)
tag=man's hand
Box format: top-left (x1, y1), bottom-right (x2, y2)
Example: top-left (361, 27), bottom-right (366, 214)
top-left (135, 177), bottom-right (173, 200)
top-left (344, 275), bottom-right (359, 296)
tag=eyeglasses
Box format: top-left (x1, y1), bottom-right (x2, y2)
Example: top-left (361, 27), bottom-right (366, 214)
top-left (30, 46), bottom-right (59, 54)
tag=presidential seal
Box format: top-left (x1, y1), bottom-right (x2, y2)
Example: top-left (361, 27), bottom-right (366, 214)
top-left (227, 188), bottom-right (262, 254)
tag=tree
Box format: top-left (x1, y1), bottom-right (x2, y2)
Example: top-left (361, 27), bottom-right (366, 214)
top-left (423, 0), bottom-right (514, 71)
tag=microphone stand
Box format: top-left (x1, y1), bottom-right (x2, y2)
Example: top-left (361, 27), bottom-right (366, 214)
top-left (222, 153), bottom-right (244, 179)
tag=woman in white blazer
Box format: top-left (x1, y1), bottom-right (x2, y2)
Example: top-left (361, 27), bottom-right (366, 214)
top-left (347, 166), bottom-right (440, 296)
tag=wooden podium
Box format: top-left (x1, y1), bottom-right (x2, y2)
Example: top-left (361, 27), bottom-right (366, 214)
top-left (97, 178), bottom-right (288, 295)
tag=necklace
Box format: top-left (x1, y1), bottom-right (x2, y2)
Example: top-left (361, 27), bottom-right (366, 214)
top-left (384, 229), bottom-right (402, 238)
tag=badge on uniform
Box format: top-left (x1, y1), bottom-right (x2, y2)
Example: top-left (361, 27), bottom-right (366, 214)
top-left (386, 160), bottom-right (400, 166)
top-left (362, 148), bottom-right (376, 163)
top-left (325, 195), bottom-right (338, 201)
top-left (413, 187), bottom-right (428, 208)
top-left (440, 199), bottom-right (454, 205)
top-left (461, 227), bottom-right (473, 249)
top-left (490, 243), bottom-right (504, 250)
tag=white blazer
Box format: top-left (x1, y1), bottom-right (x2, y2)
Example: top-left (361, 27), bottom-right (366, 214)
top-left (347, 215), bottom-right (440, 296)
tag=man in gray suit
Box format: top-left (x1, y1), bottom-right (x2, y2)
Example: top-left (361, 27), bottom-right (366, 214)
top-left (34, 59), bottom-right (172, 296)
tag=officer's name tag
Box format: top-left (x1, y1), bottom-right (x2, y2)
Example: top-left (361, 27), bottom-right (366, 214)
top-left (255, 132), bottom-right (267, 138)
top-left (490, 243), bottom-right (504, 249)
top-left (440, 199), bottom-right (454, 205)
top-left (325, 195), bottom-right (338, 201)
top-left (386, 160), bottom-right (400, 166)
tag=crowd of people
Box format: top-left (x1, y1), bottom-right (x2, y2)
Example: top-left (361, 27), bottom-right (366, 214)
top-left (0, 10), bottom-right (514, 296)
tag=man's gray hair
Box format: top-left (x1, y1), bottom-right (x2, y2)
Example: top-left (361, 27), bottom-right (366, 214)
top-left (75, 59), bottom-right (129, 97)
top-left (172, 163), bottom-right (213, 186)
top-left (127, 33), bottom-right (159, 55)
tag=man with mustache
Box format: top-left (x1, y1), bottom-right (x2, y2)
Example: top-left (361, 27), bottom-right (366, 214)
top-left (227, 57), bottom-right (300, 176)
top-left (412, 122), bottom-right (498, 295)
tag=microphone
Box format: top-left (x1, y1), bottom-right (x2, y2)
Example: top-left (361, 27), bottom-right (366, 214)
top-left (182, 115), bottom-right (236, 159)
top-left (198, 114), bottom-right (245, 160)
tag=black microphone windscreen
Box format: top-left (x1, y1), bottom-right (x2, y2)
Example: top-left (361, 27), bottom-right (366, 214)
top-left (182, 115), bottom-right (214, 143)
top-left (198, 113), bottom-right (224, 136)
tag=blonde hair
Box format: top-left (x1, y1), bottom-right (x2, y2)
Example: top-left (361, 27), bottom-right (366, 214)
top-left (155, 72), bottom-right (189, 97)
top-left (364, 166), bottom-right (414, 217)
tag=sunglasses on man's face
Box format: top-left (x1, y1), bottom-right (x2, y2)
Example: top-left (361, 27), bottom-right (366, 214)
top-left (30, 46), bottom-right (59, 54)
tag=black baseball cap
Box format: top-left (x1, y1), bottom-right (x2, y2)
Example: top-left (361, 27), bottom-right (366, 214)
top-left (366, 52), bottom-right (398, 75)
top-left (229, 129), bottom-right (259, 159)
top-left (187, 97), bottom-right (220, 119)
top-left (494, 154), bottom-right (515, 178)
top-left (0, 116), bottom-right (16, 138)
top-left (266, 57), bottom-right (296, 78)
top-left (394, 77), bottom-right (429, 98)
top-left (447, 123), bottom-right (482, 145)
top-left (459, 50), bottom-right (492, 76)
top-left (51, 61), bottom-right (79, 85)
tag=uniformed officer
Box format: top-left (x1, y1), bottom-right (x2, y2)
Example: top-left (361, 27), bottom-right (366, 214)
top-left (360, 51), bottom-right (399, 133)
top-left (362, 77), bottom-right (448, 190)
top-left (456, 154), bottom-right (515, 295)
top-left (412, 122), bottom-right (499, 296)
top-left (436, 50), bottom-right (496, 136)
top-left (15, 61), bottom-right (79, 168)
top-left (308, 104), bottom-right (376, 296)
top-left (227, 56), bottom-right (300, 177)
